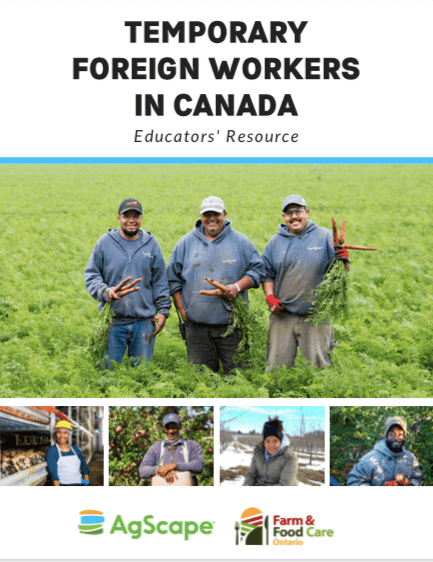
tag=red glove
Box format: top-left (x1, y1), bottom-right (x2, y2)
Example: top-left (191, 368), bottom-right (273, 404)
top-left (335, 245), bottom-right (350, 263)
top-left (266, 295), bottom-right (283, 311)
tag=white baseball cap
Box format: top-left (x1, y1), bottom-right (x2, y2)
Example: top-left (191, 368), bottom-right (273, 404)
top-left (200, 196), bottom-right (225, 214)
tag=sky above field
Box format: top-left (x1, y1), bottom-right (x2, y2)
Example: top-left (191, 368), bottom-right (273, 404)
top-left (220, 406), bottom-right (324, 434)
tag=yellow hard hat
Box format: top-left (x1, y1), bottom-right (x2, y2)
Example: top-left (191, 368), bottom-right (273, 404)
top-left (54, 420), bottom-right (72, 431)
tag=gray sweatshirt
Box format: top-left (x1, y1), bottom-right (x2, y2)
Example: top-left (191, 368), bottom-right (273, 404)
top-left (262, 220), bottom-right (335, 315)
top-left (347, 439), bottom-right (422, 486)
top-left (167, 220), bottom-right (264, 325)
top-left (84, 229), bottom-right (171, 320)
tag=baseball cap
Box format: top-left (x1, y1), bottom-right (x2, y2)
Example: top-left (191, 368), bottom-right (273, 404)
top-left (118, 199), bottom-right (143, 215)
top-left (282, 195), bottom-right (307, 212)
top-left (163, 413), bottom-right (181, 427)
top-left (200, 196), bottom-right (225, 215)
top-left (384, 416), bottom-right (407, 436)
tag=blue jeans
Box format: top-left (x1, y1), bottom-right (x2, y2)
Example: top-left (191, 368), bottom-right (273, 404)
top-left (106, 320), bottom-right (155, 369)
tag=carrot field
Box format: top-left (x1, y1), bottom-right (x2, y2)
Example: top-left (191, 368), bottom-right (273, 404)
top-left (1, 164), bottom-right (432, 398)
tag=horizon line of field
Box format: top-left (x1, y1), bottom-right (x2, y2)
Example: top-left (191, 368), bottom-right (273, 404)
top-left (1, 158), bottom-right (433, 164)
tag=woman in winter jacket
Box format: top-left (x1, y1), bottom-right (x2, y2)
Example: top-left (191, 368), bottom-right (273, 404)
top-left (243, 417), bottom-right (298, 486)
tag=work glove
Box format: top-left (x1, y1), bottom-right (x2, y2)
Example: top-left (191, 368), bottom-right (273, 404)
top-left (335, 245), bottom-right (350, 263)
top-left (266, 295), bottom-right (283, 311)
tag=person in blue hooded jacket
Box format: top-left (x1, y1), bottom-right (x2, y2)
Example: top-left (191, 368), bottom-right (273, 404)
top-left (346, 416), bottom-right (422, 486)
top-left (262, 195), bottom-right (349, 370)
top-left (84, 198), bottom-right (171, 368)
top-left (167, 196), bottom-right (264, 375)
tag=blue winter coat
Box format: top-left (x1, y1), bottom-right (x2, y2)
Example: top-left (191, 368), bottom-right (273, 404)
top-left (262, 220), bottom-right (335, 315)
top-left (167, 220), bottom-right (264, 325)
top-left (84, 229), bottom-right (171, 320)
top-left (346, 439), bottom-right (423, 486)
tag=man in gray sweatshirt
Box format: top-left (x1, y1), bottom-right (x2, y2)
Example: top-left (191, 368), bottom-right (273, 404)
top-left (347, 416), bottom-right (422, 486)
top-left (262, 195), bottom-right (349, 370)
top-left (139, 413), bottom-right (204, 485)
top-left (167, 196), bottom-right (264, 375)
top-left (84, 198), bottom-right (171, 368)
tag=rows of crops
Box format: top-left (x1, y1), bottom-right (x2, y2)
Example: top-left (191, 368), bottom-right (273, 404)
top-left (1, 164), bottom-right (432, 397)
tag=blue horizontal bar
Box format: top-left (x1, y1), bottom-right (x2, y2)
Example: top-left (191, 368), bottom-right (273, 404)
top-left (0, 157), bottom-right (432, 164)
top-left (80, 515), bottom-right (105, 524)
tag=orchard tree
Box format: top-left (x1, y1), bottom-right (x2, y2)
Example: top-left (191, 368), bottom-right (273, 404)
top-left (109, 406), bottom-right (214, 486)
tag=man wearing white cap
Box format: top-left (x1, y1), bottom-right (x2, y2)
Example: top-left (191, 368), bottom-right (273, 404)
top-left (262, 195), bottom-right (349, 370)
top-left (167, 196), bottom-right (264, 374)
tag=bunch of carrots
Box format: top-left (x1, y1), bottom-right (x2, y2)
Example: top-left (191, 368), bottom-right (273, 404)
top-left (200, 276), bottom-right (264, 367)
top-left (305, 217), bottom-right (378, 326)
top-left (87, 276), bottom-right (141, 369)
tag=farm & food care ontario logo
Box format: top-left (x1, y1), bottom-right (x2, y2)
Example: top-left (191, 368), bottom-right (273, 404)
top-left (78, 510), bottom-right (214, 541)
top-left (235, 507), bottom-right (334, 546)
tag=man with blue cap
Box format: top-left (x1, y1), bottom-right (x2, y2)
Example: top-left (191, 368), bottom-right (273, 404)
top-left (262, 195), bottom-right (349, 370)
top-left (139, 412), bottom-right (204, 485)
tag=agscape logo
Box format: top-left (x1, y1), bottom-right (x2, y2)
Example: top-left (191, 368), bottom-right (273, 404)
top-left (78, 511), bottom-right (214, 541)
top-left (79, 510), bottom-right (105, 535)
top-left (235, 508), bottom-right (334, 546)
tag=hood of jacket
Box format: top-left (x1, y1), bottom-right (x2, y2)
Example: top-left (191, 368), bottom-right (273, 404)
top-left (263, 434), bottom-right (291, 462)
top-left (256, 434), bottom-right (293, 459)
top-left (193, 219), bottom-right (232, 244)
top-left (108, 228), bottom-right (153, 248)
top-left (373, 438), bottom-right (407, 460)
top-left (277, 219), bottom-right (317, 239)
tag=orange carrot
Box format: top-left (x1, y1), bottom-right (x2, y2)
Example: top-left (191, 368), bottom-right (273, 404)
top-left (331, 217), bottom-right (338, 246)
top-left (338, 217), bottom-right (346, 245)
top-left (199, 289), bottom-right (223, 296)
top-left (116, 277), bottom-right (143, 297)
top-left (202, 276), bottom-right (227, 291)
top-left (343, 245), bottom-right (378, 251)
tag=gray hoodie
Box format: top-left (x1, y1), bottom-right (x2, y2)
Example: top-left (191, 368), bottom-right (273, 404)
top-left (346, 439), bottom-right (422, 486)
top-left (167, 220), bottom-right (264, 325)
top-left (243, 435), bottom-right (298, 486)
top-left (262, 220), bottom-right (335, 315)
top-left (84, 229), bottom-right (171, 321)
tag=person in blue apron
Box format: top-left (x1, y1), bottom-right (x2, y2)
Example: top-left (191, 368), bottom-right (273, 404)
top-left (45, 421), bottom-right (90, 486)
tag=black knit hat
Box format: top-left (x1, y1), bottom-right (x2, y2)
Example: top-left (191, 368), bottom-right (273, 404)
top-left (263, 417), bottom-right (284, 443)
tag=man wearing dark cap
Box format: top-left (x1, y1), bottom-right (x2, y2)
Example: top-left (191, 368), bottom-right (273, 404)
top-left (167, 196), bottom-right (264, 375)
top-left (347, 416), bottom-right (422, 486)
top-left (84, 198), bottom-right (171, 368)
top-left (139, 413), bottom-right (204, 485)
top-left (262, 195), bottom-right (349, 370)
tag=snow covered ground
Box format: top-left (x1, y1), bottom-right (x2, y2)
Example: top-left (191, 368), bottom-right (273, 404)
top-left (220, 438), bottom-right (325, 486)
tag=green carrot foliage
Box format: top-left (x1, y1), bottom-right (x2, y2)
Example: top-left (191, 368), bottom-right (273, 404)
top-left (305, 260), bottom-right (349, 326)
top-left (223, 296), bottom-right (266, 367)
top-left (1, 164), bottom-right (433, 398)
top-left (86, 303), bottom-right (114, 369)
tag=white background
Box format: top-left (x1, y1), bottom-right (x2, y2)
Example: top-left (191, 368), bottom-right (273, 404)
top-left (1, 399), bottom-right (433, 559)
top-left (0, 0), bottom-right (432, 157)
top-left (1, 1), bottom-right (432, 560)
